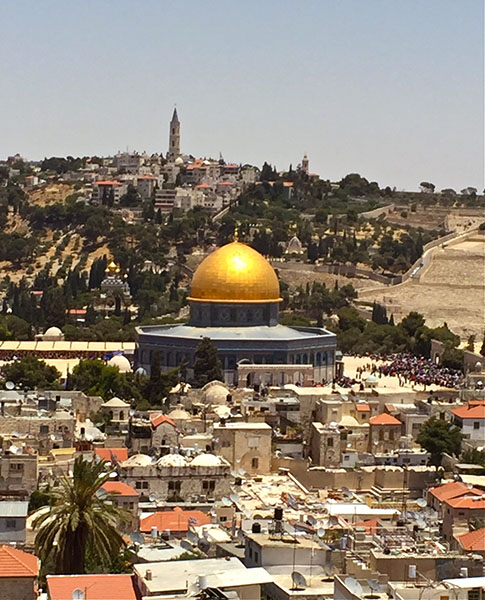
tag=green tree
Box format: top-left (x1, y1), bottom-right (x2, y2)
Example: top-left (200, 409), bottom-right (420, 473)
top-left (33, 457), bottom-right (129, 574)
top-left (2, 356), bottom-right (61, 389)
top-left (417, 417), bottom-right (464, 466)
top-left (193, 337), bottom-right (223, 387)
top-left (400, 311), bottom-right (426, 337)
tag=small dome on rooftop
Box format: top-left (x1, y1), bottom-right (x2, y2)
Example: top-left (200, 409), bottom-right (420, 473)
top-left (191, 453), bottom-right (222, 467)
top-left (44, 326), bottom-right (64, 340)
top-left (158, 453), bottom-right (188, 467)
top-left (107, 354), bottom-right (132, 373)
top-left (168, 406), bottom-right (191, 420)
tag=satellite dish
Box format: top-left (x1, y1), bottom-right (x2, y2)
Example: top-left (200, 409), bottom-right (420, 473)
top-left (8, 445), bottom-right (21, 455)
top-left (291, 571), bottom-right (307, 590)
top-left (50, 434), bottom-right (56, 441)
top-left (149, 494), bottom-right (156, 502)
top-left (416, 498), bottom-right (427, 508)
top-left (5, 381), bottom-right (15, 390)
top-left (323, 563), bottom-right (335, 577)
top-left (109, 471), bottom-right (117, 478)
top-left (72, 590), bottom-right (85, 600)
top-left (238, 468), bottom-right (247, 477)
top-left (229, 493), bottom-right (240, 504)
top-left (197, 538), bottom-right (211, 553)
top-left (367, 579), bottom-right (382, 593)
top-left (222, 497), bottom-right (232, 506)
top-left (317, 527), bottom-right (326, 538)
top-left (341, 487), bottom-right (353, 498)
top-left (187, 530), bottom-right (198, 544)
top-left (307, 515), bottom-right (317, 527)
top-left (181, 539), bottom-right (194, 551)
top-left (129, 531), bottom-right (144, 545)
top-left (344, 577), bottom-right (363, 596)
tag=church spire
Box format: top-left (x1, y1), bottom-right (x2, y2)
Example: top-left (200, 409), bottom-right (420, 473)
top-left (168, 106), bottom-right (181, 160)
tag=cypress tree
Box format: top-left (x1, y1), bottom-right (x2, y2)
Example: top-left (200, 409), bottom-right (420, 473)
top-left (193, 337), bottom-right (223, 387)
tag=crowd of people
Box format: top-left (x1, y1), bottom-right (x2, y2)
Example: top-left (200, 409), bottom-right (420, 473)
top-left (354, 353), bottom-right (464, 389)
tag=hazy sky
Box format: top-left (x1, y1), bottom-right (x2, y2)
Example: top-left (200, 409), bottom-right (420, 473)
top-left (1, 0), bottom-right (483, 191)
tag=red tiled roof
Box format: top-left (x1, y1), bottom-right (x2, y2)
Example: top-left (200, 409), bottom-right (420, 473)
top-left (150, 413), bottom-right (176, 429)
top-left (370, 413), bottom-right (402, 426)
top-left (101, 481), bottom-right (138, 497)
top-left (446, 495), bottom-right (485, 509)
top-left (452, 405), bottom-right (485, 420)
top-left (95, 448), bottom-right (129, 463)
top-left (47, 574), bottom-right (137, 600)
top-left (140, 507), bottom-right (211, 533)
top-left (196, 183), bottom-right (211, 188)
top-left (282, 182), bottom-right (294, 187)
top-left (456, 527), bottom-right (485, 551)
top-left (429, 481), bottom-right (481, 502)
top-left (353, 518), bottom-right (379, 534)
top-left (0, 546), bottom-right (38, 577)
top-left (66, 308), bottom-right (87, 315)
top-left (95, 180), bottom-right (122, 185)
top-left (217, 181), bottom-right (233, 186)
top-left (356, 404), bottom-right (371, 412)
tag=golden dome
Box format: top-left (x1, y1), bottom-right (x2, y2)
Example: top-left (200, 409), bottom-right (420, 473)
top-left (188, 241), bottom-right (281, 303)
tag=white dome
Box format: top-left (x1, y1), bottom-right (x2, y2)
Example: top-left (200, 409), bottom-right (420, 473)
top-left (158, 453), bottom-right (188, 467)
top-left (44, 326), bottom-right (63, 339)
top-left (174, 156), bottom-right (184, 165)
top-left (168, 407), bottom-right (191, 420)
top-left (121, 454), bottom-right (152, 467)
top-left (107, 354), bottom-right (132, 373)
top-left (203, 381), bottom-right (229, 405)
top-left (191, 453), bottom-right (222, 467)
top-left (101, 397), bottom-right (130, 408)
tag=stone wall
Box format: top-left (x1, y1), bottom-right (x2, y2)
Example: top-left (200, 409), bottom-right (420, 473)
top-left (0, 577), bottom-right (36, 600)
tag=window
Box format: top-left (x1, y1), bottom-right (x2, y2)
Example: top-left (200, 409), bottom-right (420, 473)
top-left (5, 519), bottom-right (16, 529)
top-left (9, 463), bottom-right (24, 472)
top-left (327, 438), bottom-right (334, 447)
top-left (379, 430), bottom-right (385, 441)
top-left (251, 458), bottom-right (259, 469)
top-left (468, 590), bottom-right (480, 600)
top-left (389, 430), bottom-right (395, 441)
top-left (222, 440), bottom-right (230, 448)
top-left (473, 422), bottom-right (480, 430)
top-left (254, 551), bottom-right (259, 563)
top-left (168, 481), bottom-right (181, 491)
top-left (203, 480), bottom-right (215, 491)
top-left (344, 455), bottom-right (350, 461)
top-left (248, 437), bottom-right (259, 448)
top-left (39, 425), bottom-right (49, 435)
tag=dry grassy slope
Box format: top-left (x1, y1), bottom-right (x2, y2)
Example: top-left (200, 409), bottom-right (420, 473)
top-left (1, 184), bottom-right (111, 284)
top-left (29, 183), bottom-right (75, 206)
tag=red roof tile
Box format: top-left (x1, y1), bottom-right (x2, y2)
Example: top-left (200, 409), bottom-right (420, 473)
top-left (95, 180), bottom-right (122, 186)
top-left (95, 448), bottom-right (129, 463)
top-left (150, 413), bottom-right (176, 429)
top-left (101, 481), bottom-right (138, 497)
top-left (353, 518), bottom-right (380, 534)
top-left (47, 574), bottom-right (137, 600)
top-left (370, 413), bottom-right (402, 426)
top-left (0, 546), bottom-right (38, 577)
top-left (356, 404), bottom-right (371, 412)
top-left (429, 481), bottom-right (480, 502)
top-left (452, 405), bottom-right (485, 420)
top-left (140, 507), bottom-right (211, 533)
top-left (456, 527), bottom-right (485, 551)
top-left (446, 496), bottom-right (485, 509)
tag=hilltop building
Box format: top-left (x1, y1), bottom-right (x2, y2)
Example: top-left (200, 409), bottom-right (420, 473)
top-left (167, 107), bottom-right (180, 160)
top-left (135, 240), bottom-right (336, 384)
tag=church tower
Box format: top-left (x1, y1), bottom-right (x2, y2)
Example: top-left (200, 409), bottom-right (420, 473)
top-left (167, 108), bottom-right (180, 160)
top-left (301, 153), bottom-right (309, 175)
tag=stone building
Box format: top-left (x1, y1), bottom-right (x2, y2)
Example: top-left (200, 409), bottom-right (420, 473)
top-left (368, 413), bottom-right (403, 453)
top-left (101, 481), bottom-right (139, 533)
top-left (0, 448), bottom-right (38, 498)
top-left (310, 422), bottom-right (342, 467)
top-left (213, 422), bottom-right (272, 475)
top-left (0, 545), bottom-right (39, 600)
top-left (119, 452), bottom-right (232, 502)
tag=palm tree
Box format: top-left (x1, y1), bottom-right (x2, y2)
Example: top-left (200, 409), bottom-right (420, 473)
top-left (33, 456), bottom-right (129, 574)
